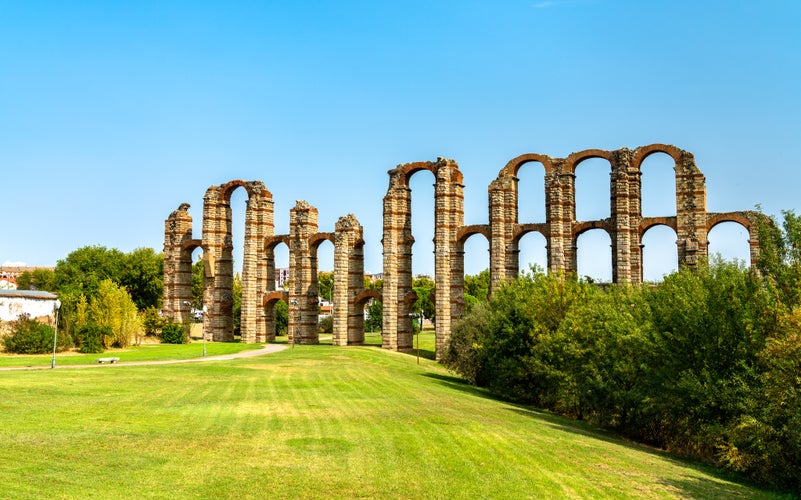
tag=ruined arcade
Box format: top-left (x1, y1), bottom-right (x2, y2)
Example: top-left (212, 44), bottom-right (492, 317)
top-left (163, 144), bottom-right (763, 358)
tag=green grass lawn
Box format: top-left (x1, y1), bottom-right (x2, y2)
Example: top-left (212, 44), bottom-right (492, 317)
top-left (0, 341), bottom-right (263, 368)
top-left (0, 342), bottom-right (785, 499)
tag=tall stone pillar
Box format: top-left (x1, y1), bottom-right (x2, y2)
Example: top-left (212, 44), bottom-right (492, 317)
top-left (381, 170), bottom-right (413, 352)
top-left (434, 159), bottom-right (464, 359)
top-left (555, 162), bottom-right (577, 276)
top-left (488, 176), bottom-right (515, 290)
top-left (333, 214), bottom-right (365, 346)
top-left (610, 149), bottom-right (634, 283)
top-left (288, 201), bottom-right (319, 345)
top-left (202, 185), bottom-right (234, 341)
top-left (675, 151), bottom-right (708, 268)
top-left (163, 203), bottom-right (195, 324)
top-left (545, 162), bottom-right (572, 276)
top-left (240, 182), bottom-right (274, 343)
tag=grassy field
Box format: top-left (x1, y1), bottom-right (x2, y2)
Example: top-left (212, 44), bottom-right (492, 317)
top-left (0, 337), bottom-right (785, 499)
top-left (0, 341), bottom-right (264, 368)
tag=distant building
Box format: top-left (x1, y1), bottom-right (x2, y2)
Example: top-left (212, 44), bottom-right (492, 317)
top-left (0, 290), bottom-right (59, 330)
top-left (0, 266), bottom-right (56, 291)
top-left (275, 267), bottom-right (290, 289)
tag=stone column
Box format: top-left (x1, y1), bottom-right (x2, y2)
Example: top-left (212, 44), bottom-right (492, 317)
top-left (382, 169), bottom-right (414, 352)
top-left (488, 176), bottom-right (515, 290)
top-left (240, 182), bottom-right (273, 343)
top-left (434, 158), bottom-right (464, 359)
top-left (610, 149), bottom-right (634, 283)
top-left (288, 201), bottom-right (319, 345)
top-left (552, 160), bottom-right (576, 276)
top-left (333, 214), bottom-right (364, 346)
top-left (163, 203), bottom-right (195, 324)
top-left (202, 185), bottom-right (235, 341)
top-left (675, 151), bottom-right (708, 268)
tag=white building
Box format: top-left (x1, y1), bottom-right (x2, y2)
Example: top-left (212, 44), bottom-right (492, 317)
top-left (0, 290), bottom-right (59, 326)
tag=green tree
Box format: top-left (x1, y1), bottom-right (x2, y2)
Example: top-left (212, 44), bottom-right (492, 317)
top-left (412, 276), bottom-right (435, 321)
top-left (233, 273), bottom-right (242, 336)
top-left (120, 247), bottom-right (163, 310)
top-left (15, 268), bottom-right (56, 291)
top-left (318, 271), bottom-right (334, 303)
top-left (755, 209), bottom-right (801, 308)
top-left (54, 245), bottom-right (126, 299)
top-left (365, 300), bottom-right (383, 332)
top-left (89, 279), bottom-right (141, 348)
top-left (464, 269), bottom-right (490, 301)
top-left (274, 299), bottom-right (288, 336)
top-left (191, 259), bottom-right (204, 308)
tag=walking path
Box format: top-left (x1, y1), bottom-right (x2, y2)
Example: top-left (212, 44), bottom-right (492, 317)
top-left (0, 343), bottom-right (287, 371)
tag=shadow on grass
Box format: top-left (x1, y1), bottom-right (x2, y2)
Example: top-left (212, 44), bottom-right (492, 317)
top-left (422, 372), bottom-right (781, 498)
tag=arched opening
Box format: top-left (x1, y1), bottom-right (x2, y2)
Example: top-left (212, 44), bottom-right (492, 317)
top-left (642, 225), bottom-right (678, 282)
top-left (188, 246), bottom-right (205, 340)
top-left (575, 157), bottom-right (612, 222)
top-left (314, 239), bottom-right (335, 342)
top-left (229, 186), bottom-right (249, 276)
top-left (517, 161), bottom-right (546, 223)
top-left (640, 152), bottom-right (676, 217)
top-left (577, 229), bottom-right (612, 282)
top-left (461, 232), bottom-right (490, 312)
top-left (518, 231), bottom-right (548, 274)
top-left (708, 222), bottom-right (751, 265)
top-left (265, 240), bottom-right (290, 342)
top-left (216, 185), bottom-right (249, 340)
top-left (463, 232), bottom-right (489, 277)
top-left (409, 170), bottom-right (436, 277)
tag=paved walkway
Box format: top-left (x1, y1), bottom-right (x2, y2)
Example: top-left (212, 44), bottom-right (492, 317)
top-left (0, 343), bottom-right (287, 371)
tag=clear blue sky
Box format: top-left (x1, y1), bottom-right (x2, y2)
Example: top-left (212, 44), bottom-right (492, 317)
top-left (2, 1), bottom-right (799, 281)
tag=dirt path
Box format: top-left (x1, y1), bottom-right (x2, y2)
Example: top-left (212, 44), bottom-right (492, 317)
top-left (0, 343), bottom-right (287, 371)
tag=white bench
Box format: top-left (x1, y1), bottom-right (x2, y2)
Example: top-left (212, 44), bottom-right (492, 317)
top-left (97, 357), bottom-right (120, 364)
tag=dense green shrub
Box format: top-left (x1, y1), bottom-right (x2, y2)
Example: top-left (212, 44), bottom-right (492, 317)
top-left (318, 315), bottom-right (333, 333)
top-left (1, 314), bottom-right (68, 354)
top-left (75, 323), bottom-right (110, 353)
top-left (444, 256), bottom-right (801, 492)
top-left (141, 306), bottom-right (167, 337)
top-left (161, 322), bottom-right (187, 344)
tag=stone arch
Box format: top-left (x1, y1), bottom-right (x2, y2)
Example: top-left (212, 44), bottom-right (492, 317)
top-left (382, 157), bottom-right (463, 359)
top-left (499, 154), bottom-right (555, 178)
top-left (355, 289), bottom-right (383, 306)
top-left (639, 216), bottom-right (678, 235)
top-left (706, 212), bottom-right (760, 265)
top-left (631, 143), bottom-right (683, 168)
top-left (564, 149), bottom-right (615, 173)
top-left (263, 290), bottom-right (288, 307)
top-left (201, 180), bottom-right (274, 343)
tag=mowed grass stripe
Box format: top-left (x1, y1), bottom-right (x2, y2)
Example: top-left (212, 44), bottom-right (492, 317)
top-left (0, 345), bottom-right (783, 499)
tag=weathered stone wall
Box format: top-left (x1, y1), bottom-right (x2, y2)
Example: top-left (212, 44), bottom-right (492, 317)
top-left (163, 203), bottom-right (198, 325)
top-left (333, 214), bottom-right (365, 346)
top-left (163, 144), bottom-right (761, 360)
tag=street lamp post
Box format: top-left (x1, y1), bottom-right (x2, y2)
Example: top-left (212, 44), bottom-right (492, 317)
top-left (50, 299), bottom-right (62, 369)
top-left (202, 305), bottom-right (208, 357)
top-left (289, 299), bottom-right (299, 348)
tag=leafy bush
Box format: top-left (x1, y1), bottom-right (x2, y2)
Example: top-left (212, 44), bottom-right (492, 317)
top-left (1, 314), bottom-right (67, 354)
top-left (444, 257), bottom-right (801, 492)
top-left (318, 315), bottom-right (333, 333)
top-left (161, 322), bottom-right (187, 344)
top-left (75, 323), bottom-right (110, 353)
top-left (90, 279), bottom-right (141, 348)
top-left (141, 306), bottom-right (167, 337)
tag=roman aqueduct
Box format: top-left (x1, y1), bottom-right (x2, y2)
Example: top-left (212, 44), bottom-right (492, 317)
top-left (163, 144), bottom-right (763, 358)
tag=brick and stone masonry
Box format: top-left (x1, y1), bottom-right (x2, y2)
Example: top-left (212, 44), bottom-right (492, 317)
top-left (164, 144), bottom-right (766, 359)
